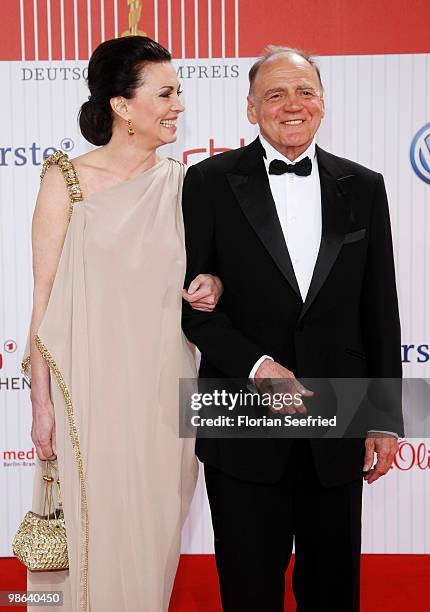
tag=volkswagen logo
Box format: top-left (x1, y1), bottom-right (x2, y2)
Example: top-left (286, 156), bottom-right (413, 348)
top-left (410, 123), bottom-right (430, 185)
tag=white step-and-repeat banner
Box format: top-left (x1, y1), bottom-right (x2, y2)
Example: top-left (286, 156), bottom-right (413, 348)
top-left (1, 1), bottom-right (429, 556)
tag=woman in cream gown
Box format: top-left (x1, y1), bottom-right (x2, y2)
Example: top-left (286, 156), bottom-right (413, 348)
top-left (21, 37), bottom-right (220, 612)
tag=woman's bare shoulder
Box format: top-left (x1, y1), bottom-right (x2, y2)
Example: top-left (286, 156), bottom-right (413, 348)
top-left (70, 149), bottom-right (114, 196)
top-left (70, 149), bottom-right (105, 177)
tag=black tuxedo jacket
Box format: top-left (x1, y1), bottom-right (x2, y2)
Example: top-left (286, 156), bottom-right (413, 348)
top-left (181, 137), bottom-right (402, 487)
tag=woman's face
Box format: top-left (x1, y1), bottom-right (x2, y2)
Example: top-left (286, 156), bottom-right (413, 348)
top-left (125, 61), bottom-right (184, 147)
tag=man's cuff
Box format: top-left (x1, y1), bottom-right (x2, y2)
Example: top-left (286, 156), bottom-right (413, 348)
top-left (367, 430), bottom-right (399, 439)
top-left (249, 355), bottom-right (274, 380)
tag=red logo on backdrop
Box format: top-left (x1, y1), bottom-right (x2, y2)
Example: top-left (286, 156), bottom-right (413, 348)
top-left (0, 339), bottom-right (18, 370)
top-left (183, 138), bottom-right (246, 164)
top-left (0, 338), bottom-right (30, 391)
top-left (3, 448), bottom-right (35, 462)
top-left (392, 440), bottom-right (430, 471)
top-left (4, 340), bottom-right (17, 353)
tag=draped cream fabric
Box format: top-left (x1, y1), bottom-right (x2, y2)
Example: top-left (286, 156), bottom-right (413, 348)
top-left (24, 156), bottom-right (198, 611)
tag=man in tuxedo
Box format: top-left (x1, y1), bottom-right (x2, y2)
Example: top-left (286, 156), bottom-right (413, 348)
top-left (181, 46), bottom-right (402, 612)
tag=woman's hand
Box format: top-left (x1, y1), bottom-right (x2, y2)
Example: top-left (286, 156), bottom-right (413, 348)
top-left (31, 398), bottom-right (57, 461)
top-left (182, 274), bottom-right (223, 311)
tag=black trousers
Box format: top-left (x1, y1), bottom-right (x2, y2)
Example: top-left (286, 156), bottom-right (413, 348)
top-left (204, 440), bottom-right (363, 612)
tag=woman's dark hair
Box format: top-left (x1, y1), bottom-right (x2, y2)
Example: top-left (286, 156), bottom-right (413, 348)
top-left (79, 36), bottom-right (171, 146)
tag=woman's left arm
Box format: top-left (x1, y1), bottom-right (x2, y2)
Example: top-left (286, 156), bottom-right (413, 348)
top-left (182, 274), bottom-right (223, 311)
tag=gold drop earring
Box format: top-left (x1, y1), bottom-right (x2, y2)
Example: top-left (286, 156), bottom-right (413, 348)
top-left (127, 119), bottom-right (135, 136)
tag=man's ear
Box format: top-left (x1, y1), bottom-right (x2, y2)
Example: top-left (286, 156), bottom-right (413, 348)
top-left (247, 95), bottom-right (257, 125)
top-left (110, 96), bottom-right (129, 121)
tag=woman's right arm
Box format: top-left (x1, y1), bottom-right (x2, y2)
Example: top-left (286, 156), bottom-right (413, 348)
top-left (30, 166), bottom-right (70, 461)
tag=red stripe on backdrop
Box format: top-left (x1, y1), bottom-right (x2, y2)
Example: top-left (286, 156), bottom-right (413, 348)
top-left (37, 0), bottom-right (49, 59)
top-left (224, 0), bottom-right (235, 58)
top-left (141, 0), bottom-right (155, 42)
top-left (170, 0), bottom-right (183, 58)
top-left (0, 2), bottom-right (22, 60)
top-left (91, 0), bottom-right (102, 50)
top-left (210, 0), bottom-right (222, 58)
top-left (117, 0), bottom-right (129, 37)
top-left (103, 0), bottom-right (116, 41)
top-left (197, 0), bottom-right (209, 58)
top-left (77, 0), bottom-right (89, 60)
top-left (239, 0), bottom-right (430, 57)
top-left (156, 0), bottom-right (169, 51)
top-left (63, 0), bottom-right (76, 60)
top-left (50, 0), bottom-right (62, 60)
top-left (23, 0), bottom-right (36, 60)
top-left (2, 0), bottom-right (430, 60)
top-left (184, 0), bottom-right (196, 58)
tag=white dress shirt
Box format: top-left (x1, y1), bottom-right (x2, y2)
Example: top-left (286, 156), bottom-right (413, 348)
top-left (249, 133), bottom-right (321, 379)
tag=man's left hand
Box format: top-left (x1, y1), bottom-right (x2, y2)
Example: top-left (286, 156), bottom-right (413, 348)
top-left (363, 434), bottom-right (398, 484)
top-left (182, 274), bottom-right (223, 311)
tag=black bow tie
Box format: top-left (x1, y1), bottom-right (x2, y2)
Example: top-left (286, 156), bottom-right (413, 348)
top-left (268, 157), bottom-right (312, 177)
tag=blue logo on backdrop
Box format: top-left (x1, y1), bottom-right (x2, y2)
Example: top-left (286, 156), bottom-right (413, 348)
top-left (402, 344), bottom-right (429, 363)
top-left (60, 138), bottom-right (74, 152)
top-left (410, 123), bottom-right (430, 185)
top-left (0, 138), bottom-right (74, 167)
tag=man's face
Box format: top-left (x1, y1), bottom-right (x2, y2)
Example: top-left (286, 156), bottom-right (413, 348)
top-left (247, 53), bottom-right (325, 161)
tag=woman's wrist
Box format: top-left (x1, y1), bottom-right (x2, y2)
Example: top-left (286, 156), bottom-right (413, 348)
top-left (30, 394), bottom-right (53, 411)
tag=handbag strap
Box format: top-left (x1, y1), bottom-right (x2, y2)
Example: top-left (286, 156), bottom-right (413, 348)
top-left (40, 150), bottom-right (84, 222)
top-left (42, 460), bottom-right (62, 523)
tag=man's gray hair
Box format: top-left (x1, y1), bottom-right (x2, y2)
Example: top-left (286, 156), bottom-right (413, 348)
top-left (248, 45), bottom-right (323, 95)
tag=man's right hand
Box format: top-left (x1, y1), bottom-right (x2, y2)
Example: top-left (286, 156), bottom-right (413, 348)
top-left (254, 359), bottom-right (314, 415)
top-left (31, 399), bottom-right (57, 461)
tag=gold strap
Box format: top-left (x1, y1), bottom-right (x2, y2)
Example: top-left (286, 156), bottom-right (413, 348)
top-left (42, 460), bottom-right (62, 522)
top-left (40, 150), bottom-right (84, 222)
top-left (36, 335), bottom-right (89, 611)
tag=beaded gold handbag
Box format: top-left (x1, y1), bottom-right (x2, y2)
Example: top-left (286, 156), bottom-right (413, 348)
top-left (13, 460), bottom-right (69, 571)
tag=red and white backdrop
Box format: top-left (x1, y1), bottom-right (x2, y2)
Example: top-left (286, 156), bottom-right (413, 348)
top-left (0, 0), bottom-right (429, 556)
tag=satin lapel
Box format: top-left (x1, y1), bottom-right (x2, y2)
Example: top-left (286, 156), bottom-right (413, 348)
top-left (227, 145), bottom-right (301, 298)
top-left (299, 149), bottom-right (352, 320)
